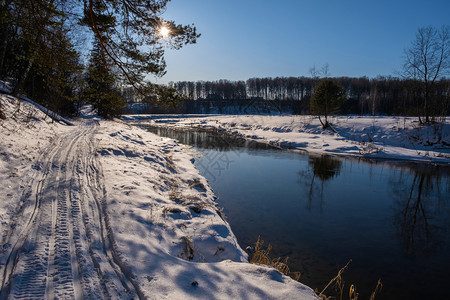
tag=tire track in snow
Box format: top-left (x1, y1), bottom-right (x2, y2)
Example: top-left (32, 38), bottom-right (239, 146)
top-left (0, 136), bottom-right (64, 300)
top-left (8, 127), bottom-right (85, 299)
top-left (0, 120), bottom-right (142, 299)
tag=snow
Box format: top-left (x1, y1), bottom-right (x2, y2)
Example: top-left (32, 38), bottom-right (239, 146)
top-left (0, 94), bottom-right (317, 299)
top-left (0, 81), bottom-right (73, 125)
top-left (123, 114), bottom-right (450, 165)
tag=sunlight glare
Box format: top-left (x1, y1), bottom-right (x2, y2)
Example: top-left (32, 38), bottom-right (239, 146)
top-left (160, 26), bottom-right (170, 38)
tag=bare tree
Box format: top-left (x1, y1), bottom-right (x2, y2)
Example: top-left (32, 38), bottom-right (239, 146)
top-left (321, 62), bottom-right (330, 79)
top-left (309, 64), bottom-right (320, 81)
top-left (403, 26), bottom-right (450, 123)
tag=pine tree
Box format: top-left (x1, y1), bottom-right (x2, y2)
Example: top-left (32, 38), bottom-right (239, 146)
top-left (1, 0), bottom-right (199, 117)
top-left (25, 24), bottom-right (82, 115)
top-left (1, 1), bottom-right (82, 115)
top-left (83, 40), bottom-right (124, 119)
top-left (81, 0), bottom-right (200, 94)
top-left (310, 79), bottom-right (346, 129)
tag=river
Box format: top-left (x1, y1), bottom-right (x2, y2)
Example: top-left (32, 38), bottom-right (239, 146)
top-left (146, 125), bottom-right (450, 300)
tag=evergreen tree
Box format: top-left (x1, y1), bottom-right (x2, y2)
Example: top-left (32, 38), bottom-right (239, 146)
top-left (83, 40), bottom-right (124, 119)
top-left (0, 0), bottom-right (15, 77)
top-left (81, 0), bottom-right (200, 94)
top-left (1, 1), bottom-right (198, 117)
top-left (1, 0), bottom-right (82, 115)
top-left (25, 24), bottom-right (82, 115)
top-left (3, 0), bottom-right (66, 94)
top-left (310, 79), bottom-right (346, 129)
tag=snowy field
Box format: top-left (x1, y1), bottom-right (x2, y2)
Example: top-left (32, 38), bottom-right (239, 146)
top-left (123, 114), bottom-right (450, 165)
top-left (0, 94), bottom-right (316, 299)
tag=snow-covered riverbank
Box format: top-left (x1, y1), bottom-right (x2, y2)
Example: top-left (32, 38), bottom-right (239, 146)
top-left (0, 94), bottom-right (316, 299)
top-left (123, 114), bottom-right (450, 165)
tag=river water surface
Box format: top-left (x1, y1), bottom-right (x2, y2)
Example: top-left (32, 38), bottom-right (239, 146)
top-left (146, 126), bottom-right (450, 300)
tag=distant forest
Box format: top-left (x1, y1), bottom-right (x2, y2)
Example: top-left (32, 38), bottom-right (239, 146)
top-left (125, 76), bottom-right (449, 116)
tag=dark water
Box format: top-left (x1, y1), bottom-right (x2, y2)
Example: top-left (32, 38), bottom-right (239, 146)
top-left (146, 126), bottom-right (450, 300)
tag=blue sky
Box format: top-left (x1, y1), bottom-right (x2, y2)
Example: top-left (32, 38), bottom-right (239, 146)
top-left (156, 0), bottom-right (449, 83)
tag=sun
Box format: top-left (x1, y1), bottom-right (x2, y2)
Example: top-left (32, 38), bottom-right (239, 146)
top-left (159, 26), bottom-right (170, 38)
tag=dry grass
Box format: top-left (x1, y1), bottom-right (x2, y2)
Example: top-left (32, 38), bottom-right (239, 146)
top-left (188, 179), bottom-right (207, 192)
top-left (349, 284), bottom-right (357, 300)
top-left (169, 187), bottom-right (180, 201)
top-left (169, 183), bottom-right (213, 214)
top-left (317, 260), bottom-right (382, 300)
top-left (249, 238), bottom-right (383, 300)
top-left (162, 206), bottom-right (183, 214)
top-left (369, 280), bottom-right (382, 300)
top-left (317, 260), bottom-right (351, 300)
top-left (249, 236), bottom-right (301, 281)
top-left (164, 153), bottom-right (177, 173)
top-left (180, 236), bottom-right (195, 261)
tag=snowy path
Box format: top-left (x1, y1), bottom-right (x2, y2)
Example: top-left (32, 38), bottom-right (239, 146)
top-left (0, 119), bottom-right (140, 299)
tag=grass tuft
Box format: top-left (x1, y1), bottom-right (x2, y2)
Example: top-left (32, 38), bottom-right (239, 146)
top-left (349, 284), bottom-right (358, 300)
top-left (249, 236), bottom-right (301, 281)
top-left (369, 279), bottom-right (382, 300)
top-left (318, 259), bottom-right (351, 300)
top-left (180, 236), bottom-right (195, 261)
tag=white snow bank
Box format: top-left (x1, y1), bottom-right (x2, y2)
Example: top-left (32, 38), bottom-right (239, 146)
top-left (0, 80), bottom-right (73, 125)
top-left (20, 96), bottom-right (74, 126)
top-left (96, 120), bottom-right (316, 299)
top-left (0, 94), bottom-right (317, 299)
top-left (124, 114), bottom-right (450, 165)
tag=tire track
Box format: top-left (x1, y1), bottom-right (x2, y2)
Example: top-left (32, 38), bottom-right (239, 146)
top-left (0, 136), bottom-right (64, 300)
top-left (9, 126), bottom-right (84, 299)
top-left (0, 136), bottom-right (60, 251)
top-left (0, 120), bottom-right (143, 299)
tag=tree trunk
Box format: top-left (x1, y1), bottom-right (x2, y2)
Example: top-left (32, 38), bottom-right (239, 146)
top-left (0, 37), bottom-right (8, 76)
top-left (318, 115), bottom-right (326, 128)
top-left (12, 59), bottom-right (33, 96)
top-left (0, 0), bottom-right (13, 76)
top-left (424, 81), bottom-right (430, 123)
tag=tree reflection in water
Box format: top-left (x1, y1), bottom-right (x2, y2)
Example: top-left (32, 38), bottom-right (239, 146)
top-left (144, 125), bottom-right (276, 151)
top-left (298, 155), bottom-right (343, 212)
top-left (391, 165), bottom-right (450, 259)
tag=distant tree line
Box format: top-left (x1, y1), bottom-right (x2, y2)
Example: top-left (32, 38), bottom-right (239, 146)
top-left (163, 25), bottom-right (449, 120)
top-left (166, 76), bottom-right (449, 116)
